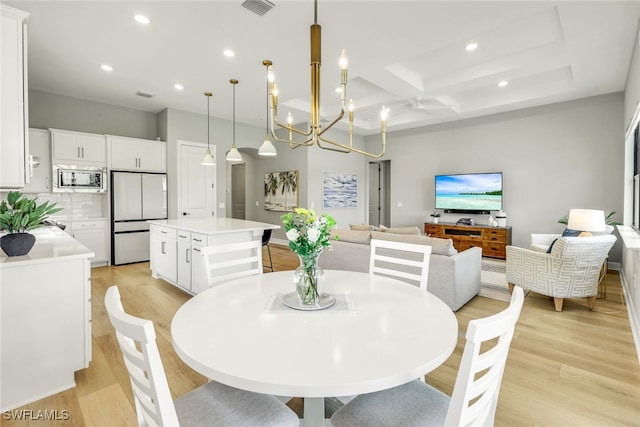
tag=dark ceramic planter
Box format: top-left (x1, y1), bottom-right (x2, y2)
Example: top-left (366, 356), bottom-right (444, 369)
top-left (0, 233), bottom-right (36, 256)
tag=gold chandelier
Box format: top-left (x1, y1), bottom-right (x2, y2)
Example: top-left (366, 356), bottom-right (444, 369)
top-left (260, 0), bottom-right (388, 158)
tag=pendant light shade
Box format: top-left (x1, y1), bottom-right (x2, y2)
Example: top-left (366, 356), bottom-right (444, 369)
top-left (259, 135), bottom-right (277, 156)
top-left (259, 60), bottom-right (277, 157)
top-left (201, 91), bottom-right (216, 166)
top-left (226, 79), bottom-right (243, 163)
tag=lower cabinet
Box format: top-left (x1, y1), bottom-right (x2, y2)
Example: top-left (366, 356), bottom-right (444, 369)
top-left (67, 219), bottom-right (108, 266)
top-left (1, 255), bottom-right (92, 411)
top-left (149, 224), bottom-right (263, 295)
top-left (150, 225), bottom-right (177, 284)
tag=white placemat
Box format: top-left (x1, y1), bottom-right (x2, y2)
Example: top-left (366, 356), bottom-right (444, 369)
top-left (266, 292), bottom-right (356, 314)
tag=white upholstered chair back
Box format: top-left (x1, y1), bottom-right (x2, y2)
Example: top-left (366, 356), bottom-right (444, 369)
top-left (369, 239), bottom-right (432, 291)
top-left (507, 235), bottom-right (616, 311)
top-left (104, 286), bottom-right (179, 427)
top-left (201, 239), bottom-right (263, 286)
top-left (446, 286), bottom-right (525, 426)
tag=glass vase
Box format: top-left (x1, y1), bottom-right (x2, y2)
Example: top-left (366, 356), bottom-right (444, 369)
top-left (293, 252), bottom-right (325, 305)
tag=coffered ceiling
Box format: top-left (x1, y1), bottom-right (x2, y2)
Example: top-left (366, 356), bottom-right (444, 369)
top-left (7, 1), bottom-right (640, 135)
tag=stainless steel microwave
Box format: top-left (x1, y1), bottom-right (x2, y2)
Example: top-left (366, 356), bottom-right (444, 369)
top-left (52, 165), bottom-right (107, 193)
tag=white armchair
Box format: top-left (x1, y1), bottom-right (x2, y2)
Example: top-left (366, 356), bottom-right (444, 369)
top-left (506, 235), bottom-right (616, 311)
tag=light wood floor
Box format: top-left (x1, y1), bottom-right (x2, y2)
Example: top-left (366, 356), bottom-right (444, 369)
top-left (4, 244), bottom-right (640, 426)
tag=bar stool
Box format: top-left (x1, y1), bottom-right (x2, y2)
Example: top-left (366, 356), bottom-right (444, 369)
top-left (262, 229), bottom-right (274, 272)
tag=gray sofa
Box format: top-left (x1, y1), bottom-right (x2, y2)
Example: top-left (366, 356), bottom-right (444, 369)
top-left (319, 228), bottom-right (482, 311)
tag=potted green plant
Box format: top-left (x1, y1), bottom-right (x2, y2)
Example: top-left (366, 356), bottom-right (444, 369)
top-left (0, 191), bottom-right (62, 256)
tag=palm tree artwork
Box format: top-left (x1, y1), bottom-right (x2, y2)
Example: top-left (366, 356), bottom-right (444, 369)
top-left (264, 170), bottom-right (298, 211)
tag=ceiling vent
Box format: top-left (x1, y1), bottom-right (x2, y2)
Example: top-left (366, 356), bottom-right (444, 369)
top-left (242, 0), bottom-right (274, 16)
top-left (136, 91), bottom-right (155, 99)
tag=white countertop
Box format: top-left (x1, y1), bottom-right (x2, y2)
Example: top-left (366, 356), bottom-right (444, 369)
top-left (148, 217), bottom-right (280, 235)
top-left (0, 227), bottom-right (94, 266)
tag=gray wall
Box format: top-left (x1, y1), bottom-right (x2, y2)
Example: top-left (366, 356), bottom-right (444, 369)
top-left (365, 93), bottom-right (625, 262)
top-left (30, 89), bottom-right (625, 264)
top-left (29, 89), bottom-right (158, 139)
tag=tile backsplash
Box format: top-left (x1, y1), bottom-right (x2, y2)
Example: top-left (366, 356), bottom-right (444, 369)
top-left (0, 192), bottom-right (106, 219)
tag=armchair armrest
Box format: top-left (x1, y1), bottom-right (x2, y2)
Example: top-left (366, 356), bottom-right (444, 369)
top-left (506, 246), bottom-right (555, 293)
top-left (529, 234), bottom-right (560, 252)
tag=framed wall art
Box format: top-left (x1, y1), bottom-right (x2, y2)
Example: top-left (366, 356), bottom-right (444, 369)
top-left (264, 170), bottom-right (299, 212)
top-left (323, 171), bottom-right (358, 208)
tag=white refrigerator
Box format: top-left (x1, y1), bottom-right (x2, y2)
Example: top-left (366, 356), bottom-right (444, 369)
top-left (111, 171), bottom-right (167, 265)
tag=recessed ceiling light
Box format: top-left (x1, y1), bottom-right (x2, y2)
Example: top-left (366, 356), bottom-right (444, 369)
top-left (223, 49), bottom-right (235, 57)
top-left (498, 80), bottom-right (509, 88)
top-left (465, 42), bottom-right (478, 52)
top-left (134, 15), bottom-right (150, 24)
top-left (174, 83), bottom-right (184, 90)
top-left (100, 64), bottom-right (113, 72)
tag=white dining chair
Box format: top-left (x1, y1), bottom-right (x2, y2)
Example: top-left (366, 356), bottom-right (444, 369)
top-left (200, 239), bottom-right (263, 286)
top-left (330, 286), bottom-right (525, 427)
top-left (369, 239), bottom-right (432, 291)
top-left (104, 286), bottom-right (300, 427)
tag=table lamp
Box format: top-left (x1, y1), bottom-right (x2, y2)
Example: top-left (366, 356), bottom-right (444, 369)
top-left (567, 209), bottom-right (606, 236)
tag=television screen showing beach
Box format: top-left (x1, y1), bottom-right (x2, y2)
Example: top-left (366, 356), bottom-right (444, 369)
top-left (435, 173), bottom-right (502, 211)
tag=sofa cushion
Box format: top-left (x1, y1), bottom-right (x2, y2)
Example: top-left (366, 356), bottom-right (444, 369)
top-left (349, 224), bottom-right (374, 231)
top-left (370, 231), bottom-right (457, 256)
top-left (331, 229), bottom-right (372, 244)
top-left (381, 226), bottom-right (420, 235)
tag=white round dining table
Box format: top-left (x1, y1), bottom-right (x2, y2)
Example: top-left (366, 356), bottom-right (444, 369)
top-left (171, 270), bottom-right (458, 427)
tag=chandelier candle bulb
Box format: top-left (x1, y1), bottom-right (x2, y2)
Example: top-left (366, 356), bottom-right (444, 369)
top-left (259, 0), bottom-right (387, 157)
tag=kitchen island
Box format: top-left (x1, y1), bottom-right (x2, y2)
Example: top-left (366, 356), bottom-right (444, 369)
top-left (148, 218), bottom-right (279, 294)
top-left (0, 228), bottom-right (93, 411)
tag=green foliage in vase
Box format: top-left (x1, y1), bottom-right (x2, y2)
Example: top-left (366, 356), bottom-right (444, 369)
top-left (281, 208), bottom-right (336, 257)
top-left (0, 191), bottom-right (62, 233)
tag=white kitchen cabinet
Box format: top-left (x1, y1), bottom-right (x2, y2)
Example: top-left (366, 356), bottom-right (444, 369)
top-left (190, 233), bottom-right (209, 294)
top-left (150, 224), bottom-right (177, 284)
top-left (51, 129), bottom-right (106, 166)
top-left (108, 135), bottom-right (166, 172)
top-left (1, 229), bottom-right (92, 411)
top-left (177, 231), bottom-right (191, 290)
top-left (22, 128), bottom-right (51, 193)
top-left (0, 5), bottom-right (29, 189)
top-left (67, 219), bottom-right (108, 266)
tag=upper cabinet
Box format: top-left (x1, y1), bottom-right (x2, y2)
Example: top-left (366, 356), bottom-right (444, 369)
top-left (0, 6), bottom-right (29, 189)
top-left (22, 128), bottom-right (51, 193)
top-left (51, 129), bottom-right (106, 166)
top-left (108, 135), bottom-right (166, 172)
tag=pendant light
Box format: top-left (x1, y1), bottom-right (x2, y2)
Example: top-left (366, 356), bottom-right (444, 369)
top-left (259, 60), bottom-right (277, 157)
top-left (201, 91), bottom-right (216, 166)
top-left (226, 79), bottom-right (243, 162)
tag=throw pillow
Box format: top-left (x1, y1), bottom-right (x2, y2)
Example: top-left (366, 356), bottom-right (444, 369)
top-left (331, 229), bottom-right (372, 244)
top-left (547, 228), bottom-right (581, 253)
top-left (349, 224), bottom-right (374, 231)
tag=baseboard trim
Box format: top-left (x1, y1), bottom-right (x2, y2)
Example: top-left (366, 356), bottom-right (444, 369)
top-left (619, 266), bottom-right (640, 364)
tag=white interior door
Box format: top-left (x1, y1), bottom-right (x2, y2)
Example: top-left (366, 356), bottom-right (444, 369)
top-left (179, 142), bottom-right (216, 218)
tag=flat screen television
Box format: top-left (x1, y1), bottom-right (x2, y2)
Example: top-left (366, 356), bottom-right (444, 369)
top-left (435, 172), bottom-right (503, 214)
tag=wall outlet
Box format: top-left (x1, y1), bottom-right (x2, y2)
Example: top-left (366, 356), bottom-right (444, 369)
top-left (255, 201), bottom-right (259, 207)
top-left (218, 202), bottom-right (225, 209)
top-left (397, 201), bottom-right (403, 208)
top-left (311, 202), bottom-right (315, 208)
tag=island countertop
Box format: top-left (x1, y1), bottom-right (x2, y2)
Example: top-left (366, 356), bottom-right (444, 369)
top-left (147, 217), bottom-right (280, 235)
top-left (0, 227), bottom-right (94, 267)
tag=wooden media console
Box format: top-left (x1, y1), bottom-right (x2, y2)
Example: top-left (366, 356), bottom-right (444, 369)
top-left (424, 222), bottom-right (512, 259)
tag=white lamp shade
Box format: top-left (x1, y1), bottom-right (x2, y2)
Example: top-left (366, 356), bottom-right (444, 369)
top-left (226, 147), bottom-right (243, 162)
top-left (567, 209), bottom-right (605, 232)
top-left (201, 149), bottom-right (216, 166)
top-left (259, 136), bottom-right (277, 157)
